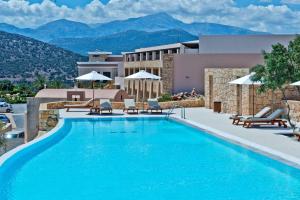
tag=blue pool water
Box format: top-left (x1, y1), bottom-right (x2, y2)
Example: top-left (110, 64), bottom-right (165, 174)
top-left (1, 117), bottom-right (300, 200)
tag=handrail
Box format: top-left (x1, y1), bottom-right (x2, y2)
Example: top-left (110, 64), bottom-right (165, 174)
top-left (166, 103), bottom-right (186, 119)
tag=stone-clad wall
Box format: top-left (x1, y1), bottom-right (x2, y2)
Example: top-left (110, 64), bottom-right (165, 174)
top-left (205, 68), bottom-right (250, 114)
top-left (288, 100), bottom-right (300, 122)
top-left (45, 99), bottom-right (205, 111)
top-left (162, 54), bottom-right (175, 94)
top-left (39, 108), bottom-right (59, 132)
top-left (204, 68), bottom-right (298, 115)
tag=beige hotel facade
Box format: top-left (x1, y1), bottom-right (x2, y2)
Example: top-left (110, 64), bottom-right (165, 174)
top-left (123, 35), bottom-right (296, 101)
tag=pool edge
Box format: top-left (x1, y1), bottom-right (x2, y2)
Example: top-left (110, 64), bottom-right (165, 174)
top-left (171, 115), bottom-right (300, 169)
top-left (0, 118), bottom-right (65, 167)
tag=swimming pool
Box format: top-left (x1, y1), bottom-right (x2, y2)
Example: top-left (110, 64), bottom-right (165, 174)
top-left (1, 117), bottom-right (300, 199)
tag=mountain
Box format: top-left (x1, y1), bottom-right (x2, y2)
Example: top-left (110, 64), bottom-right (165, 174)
top-left (0, 31), bottom-right (87, 82)
top-left (92, 12), bottom-right (263, 36)
top-left (0, 13), bottom-right (267, 42)
top-left (92, 13), bottom-right (185, 36)
top-left (34, 19), bottom-right (95, 41)
top-left (50, 29), bottom-right (198, 55)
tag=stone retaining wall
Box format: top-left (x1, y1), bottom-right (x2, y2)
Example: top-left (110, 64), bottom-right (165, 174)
top-left (39, 106), bottom-right (59, 132)
top-left (288, 100), bottom-right (300, 123)
top-left (45, 99), bottom-right (205, 110)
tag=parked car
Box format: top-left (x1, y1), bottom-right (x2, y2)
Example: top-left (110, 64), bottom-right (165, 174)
top-left (0, 102), bottom-right (13, 113)
top-left (0, 98), bottom-right (5, 103)
top-left (0, 114), bottom-right (10, 124)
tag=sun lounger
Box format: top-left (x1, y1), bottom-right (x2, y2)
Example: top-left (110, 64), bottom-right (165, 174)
top-left (242, 109), bottom-right (287, 128)
top-left (231, 107), bottom-right (271, 125)
top-left (147, 99), bottom-right (162, 114)
top-left (64, 98), bottom-right (95, 112)
top-left (99, 99), bottom-right (113, 114)
top-left (123, 99), bottom-right (138, 114)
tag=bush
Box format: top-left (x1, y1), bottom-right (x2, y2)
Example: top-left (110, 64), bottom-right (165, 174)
top-left (158, 93), bottom-right (173, 102)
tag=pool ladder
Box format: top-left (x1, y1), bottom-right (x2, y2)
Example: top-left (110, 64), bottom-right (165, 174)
top-left (166, 103), bottom-right (186, 119)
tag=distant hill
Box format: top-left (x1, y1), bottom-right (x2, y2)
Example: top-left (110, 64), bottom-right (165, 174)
top-left (0, 31), bottom-right (87, 82)
top-left (0, 12), bottom-right (267, 42)
top-left (50, 29), bottom-right (198, 55)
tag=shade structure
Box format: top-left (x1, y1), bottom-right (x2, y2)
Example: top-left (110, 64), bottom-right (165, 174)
top-left (125, 70), bottom-right (161, 80)
top-left (125, 70), bottom-right (161, 112)
top-left (228, 73), bottom-right (262, 85)
top-left (76, 71), bottom-right (112, 81)
top-left (229, 73), bottom-right (262, 116)
top-left (75, 71), bottom-right (112, 108)
top-left (291, 81), bottom-right (300, 86)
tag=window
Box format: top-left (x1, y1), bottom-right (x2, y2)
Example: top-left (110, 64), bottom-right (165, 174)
top-left (103, 72), bottom-right (111, 78)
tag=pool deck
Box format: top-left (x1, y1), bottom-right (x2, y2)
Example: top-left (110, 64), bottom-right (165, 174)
top-left (60, 107), bottom-right (300, 166)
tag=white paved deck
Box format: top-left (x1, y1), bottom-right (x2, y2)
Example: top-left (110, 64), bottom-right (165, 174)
top-left (60, 107), bottom-right (300, 163)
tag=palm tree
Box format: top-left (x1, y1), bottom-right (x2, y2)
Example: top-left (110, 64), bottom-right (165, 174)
top-left (33, 74), bottom-right (47, 91)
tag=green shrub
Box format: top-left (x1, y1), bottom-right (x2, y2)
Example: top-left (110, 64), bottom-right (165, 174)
top-left (158, 93), bottom-right (172, 102)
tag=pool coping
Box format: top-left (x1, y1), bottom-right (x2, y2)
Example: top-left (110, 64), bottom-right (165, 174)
top-left (0, 119), bottom-right (65, 167)
top-left (1, 114), bottom-right (300, 170)
top-left (171, 115), bottom-right (300, 169)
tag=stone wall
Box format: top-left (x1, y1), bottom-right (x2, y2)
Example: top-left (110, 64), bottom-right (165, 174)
top-left (39, 104), bottom-right (59, 132)
top-left (45, 99), bottom-right (205, 110)
top-left (205, 68), bottom-right (250, 114)
top-left (162, 54), bottom-right (175, 94)
top-left (288, 100), bottom-right (300, 123)
top-left (26, 97), bottom-right (63, 142)
top-left (204, 68), bottom-right (299, 115)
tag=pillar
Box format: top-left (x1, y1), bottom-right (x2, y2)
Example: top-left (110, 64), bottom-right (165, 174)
top-left (160, 51), bottom-right (163, 61)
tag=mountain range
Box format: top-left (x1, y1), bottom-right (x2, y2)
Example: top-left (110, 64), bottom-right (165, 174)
top-left (0, 31), bottom-right (86, 82)
top-left (0, 13), bottom-right (267, 54)
top-left (50, 29), bottom-right (198, 55)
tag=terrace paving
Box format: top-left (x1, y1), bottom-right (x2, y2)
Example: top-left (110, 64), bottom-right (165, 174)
top-left (60, 107), bottom-right (300, 164)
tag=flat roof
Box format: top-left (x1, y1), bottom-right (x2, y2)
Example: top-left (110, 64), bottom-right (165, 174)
top-left (198, 35), bottom-right (296, 54)
top-left (130, 40), bottom-right (199, 54)
top-left (88, 51), bottom-right (112, 55)
top-left (77, 61), bottom-right (121, 65)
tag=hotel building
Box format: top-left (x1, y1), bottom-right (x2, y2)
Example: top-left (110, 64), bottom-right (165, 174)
top-left (124, 35), bottom-right (295, 101)
top-left (77, 51), bottom-right (124, 88)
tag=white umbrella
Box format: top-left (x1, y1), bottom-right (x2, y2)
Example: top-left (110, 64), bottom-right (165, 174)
top-left (125, 70), bottom-right (161, 112)
top-left (291, 81), bottom-right (300, 86)
top-left (228, 72), bottom-right (262, 85)
top-left (76, 71), bottom-right (112, 81)
top-left (125, 70), bottom-right (161, 80)
top-left (75, 71), bottom-right (112, 106)
top-left (229, 72), bottom-right (262, 116)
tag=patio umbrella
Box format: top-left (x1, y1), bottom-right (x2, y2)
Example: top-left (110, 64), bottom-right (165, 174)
top-left (125, 70), bottom-right (161, 112)
top-left (229, 72), bottom-right (262, 116)
top-left (75, 71), bottom-right (112, 106)
top-left (291, 81), bottom-right (300, 86)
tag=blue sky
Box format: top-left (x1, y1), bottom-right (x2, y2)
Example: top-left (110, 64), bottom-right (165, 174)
top-left (1, 0), bottom-right (300, 33)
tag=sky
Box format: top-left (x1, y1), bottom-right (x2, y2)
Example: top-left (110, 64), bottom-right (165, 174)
top-left (1, 0), bottom-right (300, 33)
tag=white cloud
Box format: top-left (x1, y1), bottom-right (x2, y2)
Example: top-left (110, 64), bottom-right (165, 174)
top-left (281, 0), bottom-right (300, 4)
top-left (0, 0), bottom-right (300, 33)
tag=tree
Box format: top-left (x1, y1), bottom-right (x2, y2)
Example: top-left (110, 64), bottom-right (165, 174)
top-left (33, 74), bottom-right (47, 91)
top-left (48, 80), bottom-right (64, 89)
top-left (251, 36), bottom-right (300, 130)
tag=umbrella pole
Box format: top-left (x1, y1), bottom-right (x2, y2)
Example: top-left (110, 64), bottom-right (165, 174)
top-left (142, 79), bottom-right (145, 112)
top-left (252, 84), bottom-right (255, 117)
top-left (93, 81), bottom-right (95, 107)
